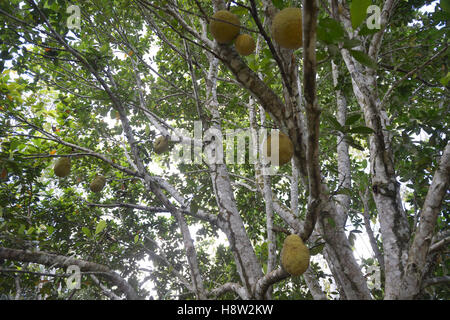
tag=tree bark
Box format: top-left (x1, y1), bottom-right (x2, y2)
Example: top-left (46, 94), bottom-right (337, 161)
top-left (0, 247), bottom-right (138, 299)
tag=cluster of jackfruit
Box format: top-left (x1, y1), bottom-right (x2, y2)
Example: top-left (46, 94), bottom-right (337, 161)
top-left (209, 10), bottom-right (256, 56)
top-left (209, 7), bottom-right (303, 54)
top-left (281, 234), bottom-right (310, 276)
top-left (53, 157), bottom-right (107, 193)
top-left (263, 131), bottom-right (294, 166)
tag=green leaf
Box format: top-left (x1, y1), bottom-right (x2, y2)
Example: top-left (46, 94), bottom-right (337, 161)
top-left (441, 0), bottom-right (450, 13)
top-left (230, 6), bottom-right (247, 16)
top-left (310, 243), bottom-right (325, 256)
top-left (358, 23), bottom-right (380, 36)
top-left (325, 114), bottom-right (345, 132)
top-left (350, 0), bottom-right (371, 30)
top-left (345, 136), bottom-right (365, 151)
top-left (342, 38), bottom-right (361, 50)
top-left (349, 50), bottom-right (377, 69)
top-left (95, 220), bottom-right (107, 235)
top-left (345, 112), bottom-right (362, 126)
top-left (336, 187), bottom-right (353, 196)
top-left (18, 224), bottom-right (26, 235)
top-left (134, 234), bottom-right (139, 243)
top-left (271, 0), bottom-right (284, 10)
top-left (348, 126), bottom-right (375, 134)
top-left (317, 18), bottom-right (345, 44)
top-left (440, 72), bottom-right (450, 86)
top-left (82, 227), bottom-right (92, 238)
top-left (190, 200), bottom-right (199, 214)
top-left (47, 225), bottom-right (55, 235)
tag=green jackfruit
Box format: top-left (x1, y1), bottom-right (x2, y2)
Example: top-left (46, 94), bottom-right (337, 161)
top-left (271, 8), bottom-right (303, 50)
top-left (90, 175), bottom-right (106, 193)
top-left (54, 157), bottom-right (71, 177)
top-left (281, 234), bottom-right (310, 276)
top-left (210, 10), bottom-right (240, 44)
top-left (235, 34), bottom-right (256, 56)
top-left (154, 136), bottom-right (169, 154)
top-left (263, 131), bottom-right (294, 166)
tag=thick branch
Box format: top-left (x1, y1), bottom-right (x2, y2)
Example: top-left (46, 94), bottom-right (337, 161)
top-left (0, 247), bottom-right (138, 299)
top-left (421, 276), bottom-right (450, 289)
top-left (254, 267), bottom-right (289, 299)
top-left (301, 0), bottom-right (321, 242)
top-left (208, 282), bottom-right (250, 300)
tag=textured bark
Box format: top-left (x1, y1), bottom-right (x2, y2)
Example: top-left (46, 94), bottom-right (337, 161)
top-left (331, 60), bottom-right (351, 227)
top-left (211, 0), bottom-right (370, 299)
top-left (204, 54), bottom-right (264, 297)
top-left (302, 0), bottom-right (322, 242)
top-left (331, 0), bottom-right (410, 294)
top-left (208, 282), bottom-right (250, 299)
top-left (399, 141), bottom-right (450, 299)
top-left (249, 101), bottom-right (277, 299)
top-left (340, 47), bottom-right (411, 299)
top-left (317, 198), bottom-right (372, 299)
top-left (360, 189), bottom-right (386, 276)
top-left (303, 268), bottom-right (328, 300)
top-left (0, 247), bottom-right (138, 299)
top-left (254, 268), bottom-right (289, 299)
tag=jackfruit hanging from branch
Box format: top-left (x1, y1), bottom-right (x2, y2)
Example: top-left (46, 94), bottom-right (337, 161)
top-left (209, 10), bottom-right (240, 44)
top-left (90, 175), bottom-right (106, 193)
top-left (234, 34), bottom-right (256, 56)
top-left (154, 136), bottom-right (169, 154)
top-left (281, 234), bottom-right (310, 276)
top-left (271, 8), bottom-right (303, 50)
top-left (54, 157), bottom-right (71, 177)
top-left (263, 131), bottom-right (294, 166)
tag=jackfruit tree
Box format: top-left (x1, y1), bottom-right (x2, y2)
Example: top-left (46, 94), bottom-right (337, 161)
top-left (0, 0), bottom-right (449, 301)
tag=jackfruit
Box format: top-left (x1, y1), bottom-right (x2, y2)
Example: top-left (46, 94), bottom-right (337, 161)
top-left (281, 234), bottom-right (310, 276)
top-left (234, 34), bottom-right (256, 56)
top-left (263, 131), bottom-right (294, 166)
top-left (154, 136), bottom-right (169, 154)
top-left (54, 157), bottom-right (71, 177)
top-left (210, 10), bottom-right (240, 44)
top-left (90, 175), bottom-right (106, 193)
top-left (271, 7), bottom-right (303, 50)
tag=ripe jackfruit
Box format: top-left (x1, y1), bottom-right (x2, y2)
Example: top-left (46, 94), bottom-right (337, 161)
top-left (54, 157), bottom-right (71, 177)
top-left (210, 10), bottom-right (240, 44)
top-left (281, 234), bottom-right (310, 276)
top-left (154, 136), bottom-right (169, 154)
top-left (271, 7), bottom-right (303, 50)
top-left (235, 34), bottom-right (256, 56)
top-left (90, 175), bottom-right (106, 193)
top-left (263, 131), bottom-right (294, 166)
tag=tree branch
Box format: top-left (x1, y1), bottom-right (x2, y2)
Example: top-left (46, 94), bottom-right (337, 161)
top-left (254, 267), bottom-right (289, 299)
top-left (208, 282), bottom-right (250, 299)
top-left (404, 141), bottom-right (450, 295)
top-left (429, 236), bottom-right (450, 254)
top-left (421, 276), bottom-right (450, 289)
top-left (301, 0), bottom-right (321, 242)
top-left (0, 247), bottom-right (138, 299)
